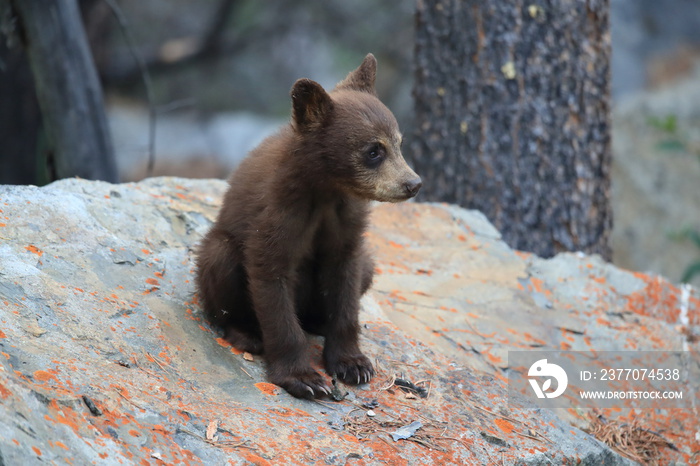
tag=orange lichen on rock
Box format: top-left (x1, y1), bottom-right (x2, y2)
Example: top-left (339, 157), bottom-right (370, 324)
top-left (0, 382), bottom-right (11, 399)
top-left (254, 382), bottom-right (280, 396)
top-left (214, 337), bottom-right (243, 355)
top-left (2, 179), bottom-right (698, 465)
top-left (625, 273), bottom-right (688, 323)
top-left (25, 245), bottom-right (43, 256)
top-left (33, 370), bottom-right (57, 383)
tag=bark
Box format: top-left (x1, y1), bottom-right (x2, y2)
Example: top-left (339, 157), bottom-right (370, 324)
top-left (0, 42), bottom-right (42, 184)
top-left (10, 0), bottom-right (117, 182)
top-left (412, 0), bottom-right (612, 259)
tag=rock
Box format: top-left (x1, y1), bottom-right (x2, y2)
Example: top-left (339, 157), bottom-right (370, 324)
top-left (0, 177), bottom-right (696, 465)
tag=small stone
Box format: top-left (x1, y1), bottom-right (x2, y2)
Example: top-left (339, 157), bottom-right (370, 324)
top-left (25, 320), bottom-right (46, 337)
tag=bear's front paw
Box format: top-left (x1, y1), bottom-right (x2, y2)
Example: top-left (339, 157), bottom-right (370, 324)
top-left (326, 353), bottom-right (374, 385)
top-left (269, 368), bottom-right (331, 399)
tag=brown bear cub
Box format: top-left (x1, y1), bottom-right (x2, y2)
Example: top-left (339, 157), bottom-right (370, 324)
top-left (195, 54), bottom-right (421, 399)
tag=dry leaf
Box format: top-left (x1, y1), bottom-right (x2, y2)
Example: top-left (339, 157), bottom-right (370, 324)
top-left (243, 352), bottom-right (254, 361)
top-left (206, 419), bottom-right (219, 441)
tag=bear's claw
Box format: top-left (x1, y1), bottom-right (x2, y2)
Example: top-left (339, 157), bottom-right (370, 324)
top-left (271, 369), bottom-right (331, 399)
top-left (327, 353), bottom-right (374, 386)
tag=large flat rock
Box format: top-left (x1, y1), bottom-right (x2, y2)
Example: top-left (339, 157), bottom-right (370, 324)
top-left (0, 178), bottom-right (696, 465)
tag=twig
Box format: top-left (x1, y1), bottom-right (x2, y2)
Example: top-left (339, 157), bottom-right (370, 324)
top-left (213, 440), bottom-right (253, 448)
top-left (102, 0), bottom-right (157, 177)
top-left (436, 436), bottom-right (470, 449)
top-left (379, 436), bottom-right (399, 451)
top-left (114, 386), bottom-right (147, 410)
top-left (313, 399), bottom-right (340, 411)
top-left (394, 378), bottom-right (428, 398)
top-left (411, 378), bottom-right (433, 399)
top-left (408, 436), bottom-right (446, 452)
top-left (464, 400), bottom-right (524, 425)
top-left (385, 359), bottom-right (419, 367)
top-left (179, 427), bottom-right (253, 449)
top-left (379, 374), bottom-right (397, 391)
top-left (239, 366), bottom-right (254, 379)
top-left (392, 402), bottom-right (440, 425)
top-left (587, 412), bottom-right (675, 464)
top-left (129, 355), bottom-right (158, 378)
top-left (102, 0), bottom-right (246, 86)
top-left (514, 430), bottom-right (546, 443)
top-left (145, 351), bottom-right (168, 371)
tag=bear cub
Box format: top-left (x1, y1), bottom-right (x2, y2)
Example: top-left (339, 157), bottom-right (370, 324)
top-left (196, 54), bottom-right (421, 399)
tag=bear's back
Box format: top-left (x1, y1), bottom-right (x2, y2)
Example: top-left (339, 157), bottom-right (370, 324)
top-left (216, 126), bottom-right (295, 239)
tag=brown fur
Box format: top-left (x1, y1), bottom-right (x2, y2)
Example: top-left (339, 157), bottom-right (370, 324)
top-left (195, 54), bottom-right (421, 398)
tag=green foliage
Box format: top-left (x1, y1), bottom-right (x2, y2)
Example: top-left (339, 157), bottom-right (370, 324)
top-left (682, 263), bottom-right (700, 284)
top-left (647, 114), bottom-right (678, 134)
top-left (650, 116), bottom-right (699, 284)
top-left (669, 227), bottom-right (700, 283)
top-left (647, 114), bottom-right (687, 153)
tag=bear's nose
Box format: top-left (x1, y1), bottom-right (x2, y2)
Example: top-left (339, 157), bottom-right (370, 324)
top-left (404, 177), bottom-right (422, 197)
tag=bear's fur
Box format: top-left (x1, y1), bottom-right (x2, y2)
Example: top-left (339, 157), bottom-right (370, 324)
top-left (195, 54), bottom-right (421, 398)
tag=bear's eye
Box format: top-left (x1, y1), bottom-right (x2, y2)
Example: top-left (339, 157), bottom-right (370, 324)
top-left (365, 143), bottom-right (385, 168)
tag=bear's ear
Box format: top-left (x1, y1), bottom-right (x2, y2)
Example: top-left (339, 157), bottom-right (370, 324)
top-left (291, 78), bottom-right (334, 131)
top-left (334, 53), bottom-right (377, 94)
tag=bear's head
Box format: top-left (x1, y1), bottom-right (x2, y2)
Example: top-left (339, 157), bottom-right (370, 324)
top-left (290, 54), bottom-right (422, 203)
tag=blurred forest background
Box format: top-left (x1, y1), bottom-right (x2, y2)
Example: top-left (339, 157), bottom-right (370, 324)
top-left (1, 0), bottom-right (699, 286)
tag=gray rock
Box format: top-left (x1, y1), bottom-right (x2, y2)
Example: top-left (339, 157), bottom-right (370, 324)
top-left (1, 178), bottom-right (694, 465)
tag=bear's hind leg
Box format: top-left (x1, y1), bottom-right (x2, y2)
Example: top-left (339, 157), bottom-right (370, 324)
top-left (196, 227), bottom-right (262, 353)
top-left (225, 326), bottom-right (263, 354)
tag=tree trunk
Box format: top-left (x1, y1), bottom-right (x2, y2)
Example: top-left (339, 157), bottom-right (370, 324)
top-left (0, 42), bottom-right (42, 185)
top-left (411, 0), bottom-right (612, 260)
top-left (9, 0), bottom-right (118, 182)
